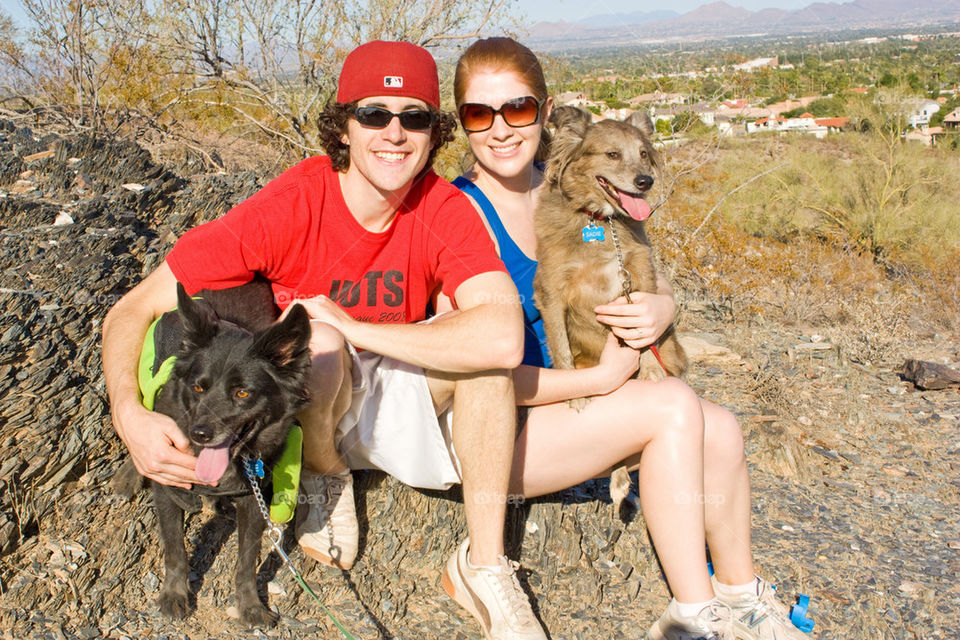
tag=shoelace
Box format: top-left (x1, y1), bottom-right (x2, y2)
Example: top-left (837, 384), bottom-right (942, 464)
top-left (491, 557), bottom-right (538, 626)
top-left (307, 473), bottom-right (346, 512)
top-left (699, 601), bottom-right (736, 640)
top-left (756, 583), bottom-right (790, 617)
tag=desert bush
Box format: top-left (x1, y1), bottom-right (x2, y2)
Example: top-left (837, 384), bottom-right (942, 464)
top-left (650, 127), bottom-right (957, 344)
top-left (714, 130), bottom-right (960, 272)
top-left (2, 0), bottom-right (516, 156)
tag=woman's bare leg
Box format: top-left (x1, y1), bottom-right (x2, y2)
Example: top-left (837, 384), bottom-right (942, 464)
top-left (512, 377), bottom-right (713, 603)
top-left (699, 398), bottom-right (755, 586)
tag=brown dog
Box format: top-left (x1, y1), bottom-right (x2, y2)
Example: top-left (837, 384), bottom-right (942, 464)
top-left (533, 105), bottom-right (687, 509)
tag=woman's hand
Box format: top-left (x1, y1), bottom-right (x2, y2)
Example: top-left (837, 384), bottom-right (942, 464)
top-left (591, 332), bottom-right (641, 394)
top-left (594, 291), bottom-right (676, 350)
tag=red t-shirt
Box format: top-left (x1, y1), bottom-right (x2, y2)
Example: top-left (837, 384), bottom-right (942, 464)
top-left (166, 156), bottom-right (505, 324)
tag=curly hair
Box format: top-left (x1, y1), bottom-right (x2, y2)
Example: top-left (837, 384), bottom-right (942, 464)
top-left (317, 100), bottom-right (457, 172)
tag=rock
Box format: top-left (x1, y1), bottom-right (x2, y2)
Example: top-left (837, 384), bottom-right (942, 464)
top-left (900, 359), bottom-right (960, 390)
top-left (794, 341), bottom-right (834, 351)
top-left (22, 149), bottom-right (54, 163)
top-left (10, 179), bottom-right (36, 195)
top-left (678, 333), bottom-right (742, 366)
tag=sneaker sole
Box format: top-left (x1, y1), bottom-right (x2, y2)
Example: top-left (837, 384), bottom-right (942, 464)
top-left (300, 543), bottom-right (354, 570)
top-left (441, 566), bottom-right (492, 640)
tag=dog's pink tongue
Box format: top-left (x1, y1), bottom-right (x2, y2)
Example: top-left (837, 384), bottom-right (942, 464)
top-left (196, 441), bottom-right (231, 483)
top-left (619, 192), bottom-right (652, 221)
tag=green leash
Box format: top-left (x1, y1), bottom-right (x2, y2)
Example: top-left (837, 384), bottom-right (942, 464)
top-left (243, 459), bottom-right (358, 640)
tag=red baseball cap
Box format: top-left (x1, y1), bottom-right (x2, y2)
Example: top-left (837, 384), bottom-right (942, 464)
top-left (337, 41), bottom-right (440, 108)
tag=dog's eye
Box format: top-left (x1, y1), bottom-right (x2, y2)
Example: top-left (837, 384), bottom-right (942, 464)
top-left (606, 151), bottom-right (621, 160)
top-left (640, 149), bottom-right (648, 159)
top-left (192, 384), bottom-right (204, 393)
top-left (235, 389), bottom-right (249, 399)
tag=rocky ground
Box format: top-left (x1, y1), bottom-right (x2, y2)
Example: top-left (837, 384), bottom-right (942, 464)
top-left (0, 118), bottom-right (957, 640)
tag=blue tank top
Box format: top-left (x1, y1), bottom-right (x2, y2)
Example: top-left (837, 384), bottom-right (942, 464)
top-left (453, 177), bottom-right (552, 368)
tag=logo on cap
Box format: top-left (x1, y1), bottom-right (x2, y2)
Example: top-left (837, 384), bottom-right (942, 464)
top-left (383, 76), bottom-right (403, 88)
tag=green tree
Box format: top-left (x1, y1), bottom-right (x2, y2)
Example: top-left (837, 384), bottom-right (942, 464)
top-left (781, 97), bottom-right (847, 119)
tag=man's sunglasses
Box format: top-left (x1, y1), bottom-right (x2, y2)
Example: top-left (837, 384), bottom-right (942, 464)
top-left (458, 96), bottom-right (543, 133)
top-left (352, 106), bottom-right (436, 131)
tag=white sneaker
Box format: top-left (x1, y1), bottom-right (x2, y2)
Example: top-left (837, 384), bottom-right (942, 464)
top-left (295, 469), bottom-right (358, 569)
top-left (714, 576), bottom-right (811, 640)
top-left (441, 538), bottom-right (547, 640)
top-left (646, 599), bottom-right (736, 640)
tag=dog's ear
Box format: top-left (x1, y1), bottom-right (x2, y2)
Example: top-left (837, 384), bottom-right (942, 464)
top-left (548, 105), bottom-right (592, 133)
top-left (250, 303), bottom-right (312, 373)
top-left (544, 106), bottom-right (591, 187)
top-left (177, 283), bottom-right (218, 351)
top-left (624, 110), bottom-right (655, 138)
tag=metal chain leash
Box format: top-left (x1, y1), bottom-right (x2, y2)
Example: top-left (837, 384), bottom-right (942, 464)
top-left (607, 221), bottom-right (633, 299)
top-left (241, 457), bottom-right (358, 640)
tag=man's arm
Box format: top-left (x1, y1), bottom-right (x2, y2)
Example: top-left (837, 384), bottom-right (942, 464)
top-left (102, 262), bottom-right (200, 488)
top-left (295, 271), bottom-right (524, 372)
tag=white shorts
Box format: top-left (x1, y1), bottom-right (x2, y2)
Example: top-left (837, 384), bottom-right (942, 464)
top-left (334, 345), bottom-right (463, 491)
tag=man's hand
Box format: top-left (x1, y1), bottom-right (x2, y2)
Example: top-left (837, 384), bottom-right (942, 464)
top-left (594, 291), bottom-right (676, 350)
top-left (113, 400), bottom-right (201, 489)
top-left (284, 296), bottom-right (356, 340)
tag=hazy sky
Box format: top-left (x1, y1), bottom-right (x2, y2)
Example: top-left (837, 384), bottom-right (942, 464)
top-left (2, 1), bottom-right (841, 28)
top-left (519, 0), bottom-right (823, 23)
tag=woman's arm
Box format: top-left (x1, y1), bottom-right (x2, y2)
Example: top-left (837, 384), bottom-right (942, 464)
top-left (513, 333), bottom-right (639, 406)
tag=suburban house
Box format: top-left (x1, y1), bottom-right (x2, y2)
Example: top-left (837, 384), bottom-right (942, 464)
top-left (943, 108), bottom-right (960, 130)
top-left (762, 96), bottom-right (821, 117)
top-left (629, 91), bottom-right (686, 106)
top-left (733, 57), bottom-right (778, 72)
top-left (556, 91), bottom-right (588, 107)
top-left (650, 103), bottom-right (717, 127)
top-left (908, 100), bottom-right (941, 128)
top-left (814, 117), bottom-right (851, 133)
top-left (905, 126), bottom-right (945, 146)
top-left (747, 113), bottom-right (830, 138)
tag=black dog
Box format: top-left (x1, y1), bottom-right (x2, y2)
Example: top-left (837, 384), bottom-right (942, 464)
top-left (114, 278), bottom-right (311, 626)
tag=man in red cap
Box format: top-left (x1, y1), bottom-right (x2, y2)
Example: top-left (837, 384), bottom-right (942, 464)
top-left (102, 40), bottom-right (546, 639)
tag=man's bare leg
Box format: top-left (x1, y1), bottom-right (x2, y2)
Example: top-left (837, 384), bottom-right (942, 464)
top-left (299, 323), bottom-right (354, 473)
top-left (428, 369), bottom-right (515, 566)
top-left (295, 322), bottom-right (358, 569)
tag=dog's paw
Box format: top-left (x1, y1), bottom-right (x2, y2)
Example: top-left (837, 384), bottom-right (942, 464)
top-left (609, 465), bottom-right (631, 508)
top-left (159, 588), bottom-right (192, 620)
top-left (566, 396), bottom-right (591, 412)
top-left (240, 602), bottom-right (280, 628)
top-left (638, 349), bottom-right (668, 381)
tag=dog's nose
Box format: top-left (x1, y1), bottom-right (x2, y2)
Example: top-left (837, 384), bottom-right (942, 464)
top-left (634, 174), bottom-right (654, 191)
top-left (190, 425), bottom-right (214, 443)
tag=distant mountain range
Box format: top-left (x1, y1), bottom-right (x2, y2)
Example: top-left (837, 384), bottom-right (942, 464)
top-left (575, 10), bottom-right (680, 28)
top-left (527, 0), bottom-right (960, 49)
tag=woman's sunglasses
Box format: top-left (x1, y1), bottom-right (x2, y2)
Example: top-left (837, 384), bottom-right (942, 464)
top-left (458, 96), bottom-right (543, 133)
top-left (353, 106), bottom-right (436, 131)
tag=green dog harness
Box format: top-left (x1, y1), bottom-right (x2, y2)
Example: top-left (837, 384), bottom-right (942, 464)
top-left (138, 309), bottom-right (302, 523)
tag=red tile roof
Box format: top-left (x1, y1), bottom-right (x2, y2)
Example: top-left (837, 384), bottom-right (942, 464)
top-left (814, 117), bottom-right (850, 128)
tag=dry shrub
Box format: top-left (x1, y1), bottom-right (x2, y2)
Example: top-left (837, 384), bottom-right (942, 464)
top-left (716, 134), bottom-right (960, 272)
top-left (833, 291), bottom-right (921, 366)
top-left (649, 135), bottom-right (957, 343)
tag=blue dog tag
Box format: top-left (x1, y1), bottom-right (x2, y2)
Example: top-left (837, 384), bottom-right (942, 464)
top-left (253, 459), bottom-right (265, 479)
top-left (582, 222), bottom-right (605, 243)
